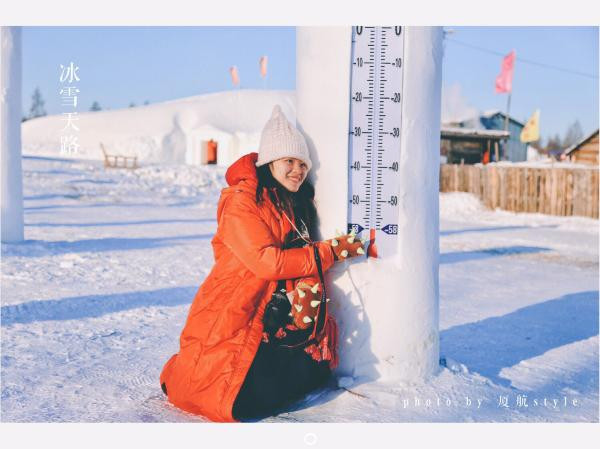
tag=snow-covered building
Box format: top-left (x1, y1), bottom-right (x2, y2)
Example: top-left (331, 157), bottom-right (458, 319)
top-left (185, 125), bottom-right (232, 166)
top-left (21, 89), bottom-right (295, 167)
top-left (452, 110), bottom-right (528, 162)
top-left (440, 126), bottom-right (509, 164)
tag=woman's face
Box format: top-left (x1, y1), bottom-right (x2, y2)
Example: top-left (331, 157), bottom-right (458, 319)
top-left (269, 157), bottom-right (308, 192)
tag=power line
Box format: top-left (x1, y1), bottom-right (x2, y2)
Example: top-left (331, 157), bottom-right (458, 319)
top-left (445, 37), bottom-right (599, 80)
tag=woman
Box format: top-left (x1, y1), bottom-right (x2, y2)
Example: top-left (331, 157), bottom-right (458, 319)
top-left (159, 105), bottom-right (364, 422)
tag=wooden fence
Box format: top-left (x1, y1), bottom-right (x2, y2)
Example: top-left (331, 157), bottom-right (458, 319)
top-left (440, 164), bottom-right (599, 219)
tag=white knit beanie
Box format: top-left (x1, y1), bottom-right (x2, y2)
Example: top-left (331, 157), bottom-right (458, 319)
top-left (255, 105), bottom-right (312, 171)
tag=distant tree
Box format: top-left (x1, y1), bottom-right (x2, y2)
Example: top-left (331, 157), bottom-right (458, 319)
top-left (545, 133), bottom-right (563, 152)
top-left (129, 102), bottom-right (136, 108)
top-left (90, 101), bottom-right (102, 111)
top-left (540, 134), bottom-right (564, 160)
top-left (562, 120), bottom-right (584, 149)
top-left (28, 87), bottom-right (47, 119)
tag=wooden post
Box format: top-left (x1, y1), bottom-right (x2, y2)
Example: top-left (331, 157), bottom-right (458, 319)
top-left (568, 169), bottom-right (575, 216)
top-left (592, 169), bottom-right (599, 219)
top-left (585, 169), bottom-right (592, 218)
top-left (539, 169), bottom-right (545, 213)
top-left (552, 168), bottom-right (557, 215)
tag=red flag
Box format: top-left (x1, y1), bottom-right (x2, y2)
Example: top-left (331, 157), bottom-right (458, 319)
top-left (259, 56), bottom-right (268, 78)
top-left (495, 50), bottom-right (515, 94)
top-left (229, 66), bottom-right (240, 87)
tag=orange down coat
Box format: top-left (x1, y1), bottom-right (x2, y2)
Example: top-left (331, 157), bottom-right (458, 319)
top-left (159, 152), bottom-right (336, 422)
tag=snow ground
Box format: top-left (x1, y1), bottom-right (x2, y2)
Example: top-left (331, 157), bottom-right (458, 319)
top-left (1, 156), bottom-right (598, 422)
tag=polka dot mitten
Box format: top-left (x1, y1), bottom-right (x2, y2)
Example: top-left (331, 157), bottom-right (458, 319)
top-left (288, 278), bottom-right (330, 330)
top-left (324, 229), bottom-right (366, 261)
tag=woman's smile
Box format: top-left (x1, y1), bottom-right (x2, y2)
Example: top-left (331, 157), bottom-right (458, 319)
top-left (269, 157), bottom-right (309, 192)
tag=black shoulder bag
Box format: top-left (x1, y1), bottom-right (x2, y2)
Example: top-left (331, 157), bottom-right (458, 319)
top-left (262, 244), bottom-right (328, 350)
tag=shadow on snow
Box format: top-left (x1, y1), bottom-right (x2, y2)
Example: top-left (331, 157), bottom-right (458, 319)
top-left (25, 218), bottom-right (216, 228)
top-left (441, 246), bottom-right (551, 264)
top-left (440, 290), bottom-right (599, 388)
top-left (440, 225), bottom-right (558, 236)
top-left (1, 233), bottom-right (214, 257)
top-left (1, 286), bottom-right (198, 325)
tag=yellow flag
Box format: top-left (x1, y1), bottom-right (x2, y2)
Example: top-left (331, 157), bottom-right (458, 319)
top-left (520, 109), bottom-right (540, 143)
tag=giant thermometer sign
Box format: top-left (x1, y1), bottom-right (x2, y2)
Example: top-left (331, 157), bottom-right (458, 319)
top-left (347, 26), bottom-right (404, 259)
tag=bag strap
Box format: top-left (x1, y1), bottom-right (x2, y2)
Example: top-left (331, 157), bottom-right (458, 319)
top-left (311, 243), bottom-right (328, 339)
top-left (278, 243), bottom-right (328, 350)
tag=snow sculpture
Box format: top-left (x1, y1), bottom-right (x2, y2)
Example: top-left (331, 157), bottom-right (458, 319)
top-left (296, 27), bottom-right (443, 383)
top-left (1, 26), bottom-right (24, 243)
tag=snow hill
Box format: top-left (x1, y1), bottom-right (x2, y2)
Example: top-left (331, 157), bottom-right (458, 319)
top-left (21, 89), bottom-right (296, 166)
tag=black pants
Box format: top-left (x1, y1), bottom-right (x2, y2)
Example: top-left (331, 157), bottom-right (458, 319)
top-left (232, 339), bottom-right (331, 421)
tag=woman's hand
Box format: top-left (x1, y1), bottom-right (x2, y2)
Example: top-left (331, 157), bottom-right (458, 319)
top-left (289, 278), bottom-right (330, 330)
top-left (324, 229), bottom-right (366, 261)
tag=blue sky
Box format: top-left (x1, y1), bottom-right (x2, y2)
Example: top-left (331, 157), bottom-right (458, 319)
top-left (22, 26), bottom-right (598, 143)
top-left (22, 26), bottom-right (296, 109)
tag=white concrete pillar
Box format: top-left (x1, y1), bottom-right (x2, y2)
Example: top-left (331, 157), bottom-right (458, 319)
top-left (1, 26), bottom-right (24, 243)
top-left (296, 27), bottom-right (442, 383)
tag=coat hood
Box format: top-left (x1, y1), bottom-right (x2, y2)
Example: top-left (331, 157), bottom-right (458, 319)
top-left (225, 152), bottom-right (260, 190)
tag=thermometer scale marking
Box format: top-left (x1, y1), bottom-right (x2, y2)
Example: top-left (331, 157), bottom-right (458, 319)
top-left (348, 26), bottom-right (404, 258)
